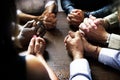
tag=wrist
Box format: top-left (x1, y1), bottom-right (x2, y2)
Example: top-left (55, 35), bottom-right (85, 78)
top-left (73, 52), bottom-right (84, 60)
top-left (103, 18), bottom-right (110, 29)
top-left (100, 32), bottom-right (110, 44)
top-left (89, 45), bottom-right (101, 59)
top-left (93, 46), bottom-right (102, 59)
top-left (45, 1), bottom-right (56, 12)
top-left (85, 43), bottom-right (101, 59)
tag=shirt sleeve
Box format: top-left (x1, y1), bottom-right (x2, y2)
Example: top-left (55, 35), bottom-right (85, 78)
top-left (85, 4), bottom-right (114, 18)
top-left (61, 0), bottom-right (75, 14)
top-left (98, 48), bottom-right (120, 70)
top-left (108, 33), bottom-right (120, 49)
top-left (103, 11), bottom-right (119, 30)
top-left (69, 59), bottom-right (92, 80)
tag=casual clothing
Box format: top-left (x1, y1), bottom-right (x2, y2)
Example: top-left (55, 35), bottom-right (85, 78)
top-left (70, 48), bottom-right (120, 80)
top-left (3, 55), bottom-right (26, 80)
top-left (61, 0), bottom-right (115, 18)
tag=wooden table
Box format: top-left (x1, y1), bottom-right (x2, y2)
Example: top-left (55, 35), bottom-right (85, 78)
top-left (20, 12), bottom-right (120, 80)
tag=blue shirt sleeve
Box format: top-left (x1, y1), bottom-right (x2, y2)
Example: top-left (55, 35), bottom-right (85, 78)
top-left (99, 48), bottom-right (120, 71)
top-left (85, 4), bottom-right (115, 18)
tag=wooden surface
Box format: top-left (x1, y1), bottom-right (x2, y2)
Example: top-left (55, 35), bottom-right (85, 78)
top-left (20, 12), bottom-right (120, 80)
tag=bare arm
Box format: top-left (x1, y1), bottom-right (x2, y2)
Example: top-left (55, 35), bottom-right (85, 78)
top-left (26, 36), bottom-right (58, 80)
top-left (17, 9), bottom-right (38, 22)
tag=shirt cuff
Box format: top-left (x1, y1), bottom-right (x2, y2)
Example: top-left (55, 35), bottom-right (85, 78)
top-left (108, 33), bottom-right (120, 49)
top-left (70, 59), bottom-right (92, 80)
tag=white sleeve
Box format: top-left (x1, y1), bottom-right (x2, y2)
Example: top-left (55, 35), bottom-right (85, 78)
top-left (45, 1), bottom-right (55, 8)
top-left (98, 48), bottom-right (120, 70)
top-left (69, 59), bottom-right (92, 80)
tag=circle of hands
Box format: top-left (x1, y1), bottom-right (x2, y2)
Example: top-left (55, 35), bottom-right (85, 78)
top-left (17, 11), bottom-right (57, 48)
top-left (17, 10), bottom-right (109, 59)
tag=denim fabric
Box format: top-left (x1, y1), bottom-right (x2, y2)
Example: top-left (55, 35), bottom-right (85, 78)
top-left (61, 0), bottom-right (115, 18)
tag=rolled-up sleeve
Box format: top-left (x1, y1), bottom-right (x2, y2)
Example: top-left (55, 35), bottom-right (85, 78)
top-left (104, 11), bottom-right (119, 30)
top-left (98, 48), bottom-right (120, 70)
top-left (108, 33), bottom-right (120, 49)
top-left (69, 59), bottom-right (92, 80)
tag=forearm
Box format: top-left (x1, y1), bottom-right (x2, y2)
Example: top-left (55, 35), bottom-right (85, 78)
top-left (85, 4), bottom-right (114, 18)
top-left (39, 1), bottom-right (57, 20)
top-left (17, 13), bottom-right (38, 22)
top-left (17, 10), bottom-right (38, 22)
top-left (42, 0), bottom-right (57, 16)
top-left (37, 54), bottom-right (58, 80)
top-left (85, 44), bottom-right (102, 60)
top-left (61, 0), bottom-right (75, 14)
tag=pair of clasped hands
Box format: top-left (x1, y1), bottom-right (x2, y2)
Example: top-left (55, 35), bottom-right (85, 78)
top-left (68, 8), bottom-right (109, 44)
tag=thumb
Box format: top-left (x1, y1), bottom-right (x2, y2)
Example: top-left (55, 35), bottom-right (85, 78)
top-left (75, 31), bottom-right (81, 38)
top-left (79, 29), bottom-right (85, 36)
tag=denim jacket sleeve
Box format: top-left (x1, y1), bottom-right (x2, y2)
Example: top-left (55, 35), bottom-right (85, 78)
top-left (61, 0), bottom-right (116, 18)
top-left (84, 4), bottom-right (116, 18)
top-left (61, 0), bottom-right (75, 14)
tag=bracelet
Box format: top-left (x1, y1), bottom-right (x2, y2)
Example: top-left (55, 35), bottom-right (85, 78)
top-left (94, 46), bottom-right (99, 54)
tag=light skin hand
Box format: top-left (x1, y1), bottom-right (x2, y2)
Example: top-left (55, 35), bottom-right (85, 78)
top-left (27, 35), bottom-right (46, 56)
top-left (79, 15), bottom-right (110, 44)
top-left (37, 2), bottom-right (57, 30)
top-left (27, 36), bottom-right (58, 80)
top-left (64, 31), bottom-right (84, 60)
top-left (42, 13), bottom-right (57, 30)
top-left (67, 9), bottom-right (84, 27)
top-left (37, 12), bottom-right (57, 30)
